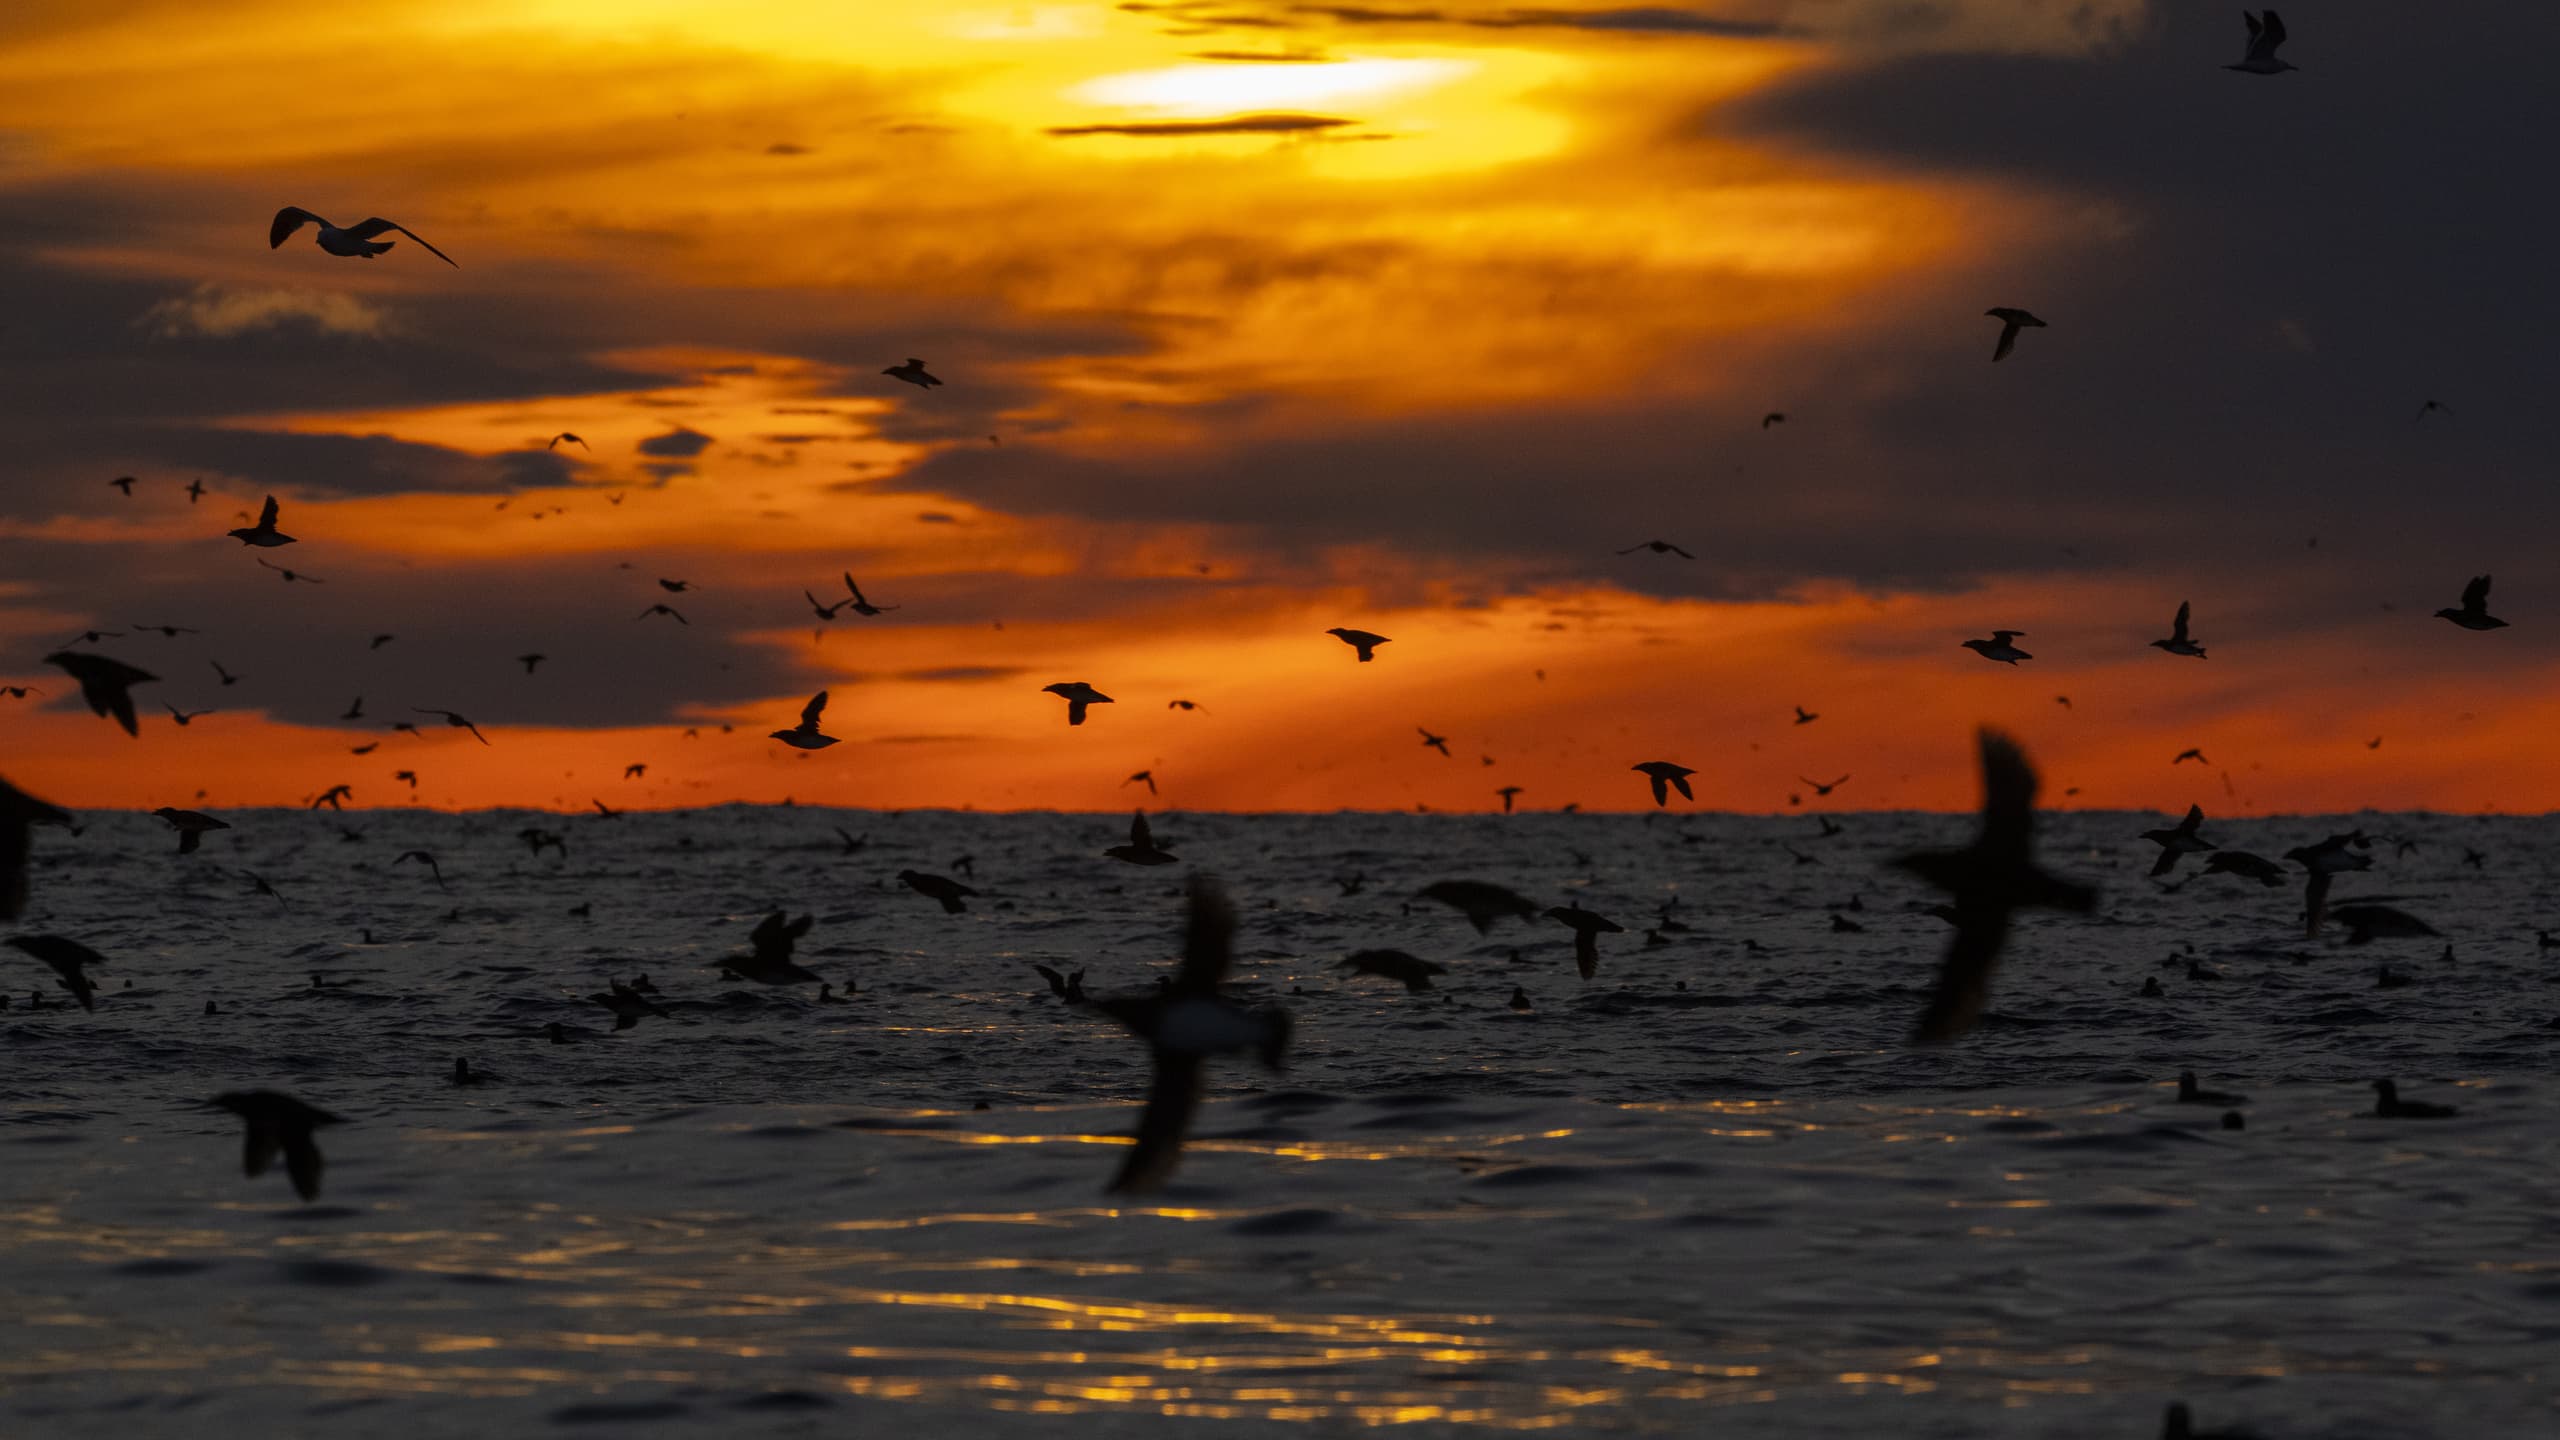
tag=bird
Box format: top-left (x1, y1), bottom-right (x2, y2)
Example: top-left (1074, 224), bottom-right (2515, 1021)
top-left (208, 1090), bottom-right (345, 1201)
top-left (841, 575), bottom-right (898, 616)
top-left (1799, 774), bottom-right (1849, 798)
top-left (771, 691), bottom-right (839, 750)
top-left (209, 660), bottom-right (242, 688)
top-left (164, 703), bottom-right (213, 726)
top-left (1418, 728), bottom-right (1451, 757)
top-left (412, 708), bottom-right (490, 745)
top-left (1508, 986), bottom-right (1533, 1012)
top-left (2224, 10), bottom-right (2298, 75)
top-left (1761, 412), bottom-right (1785, 428)
top-left (883, 358), bottom-right (942, 389)
top-left (394, 849), bottom-right (449, 890)
top-left (2330, 904), bottom-right (2440, 946)
top-left (516, 654), bottom-right (546, 674)
top-left (43, 652), bottom-right (158, 736)
top-left (2283, 832), bottom-right (2372, 937)
top-left (185, 478), bottom-right (206, 503)
top-left (1616, 540), bottom-right (1694, 558)
top-left (1417, 880), bottom-right (1542, 933)
top-left (833, 827), bottom-right (868, 855)
top-left (1545, 905), bottom-right (1622, 980)
top-left (517, 827), bottom-right (566, 857)
top-left (267, 203), bottom-right (457, 266)
top-left (1338, 950), bottom-right (1447, 993)
top-left (898, 869), bottom-right (977, 914)
top-left (802, 590), bottom-right (849, 620)
top-left (0, 776), bottom-right (71, 921)
top-left (655, 579), bottom-right (692, 594)
top-left (225, 494), bottom-right (296, 547)
top-left (622, 764), bottom-right (646, 780)
top-left (1984, 307), bottom-right (2044, 361)
top-left (152, 807), bottom-right (230, 854)
top-left (2370, 1079), bottom-right (2456, 1120)
top-left (588, 978), bottom-right (670, 1032)
top-left (1793, 706), bottom-right (1818, 725)
top-left (1033, 965), bottom-right (1088, 1003)
top-left (1961, 631), bottom-right (2031, 664)
top-left (635, 603), bottom-right (687, 625)
top-left (1325, 628), bottom-right (1389, 662)
top-left (368, 635), bottom-right (395, 651)
top-left (1043, 682), bottom-right (1114, 726)
top-left (2173, 748), bottom-right (2208, 766)
top-left (254, 558), bottom-right (323, 583)
top-left (1895, 729), bottom-right (2097, 1045)
top-left (1632, 761), bottom-right (1695, 807)
top-left (547, 433), bottom-right (587, 450)
top-left (394, 770), bottom-right (418, 790)
top-left (2175, 1070), bottom-right (2245, 1106)
top-left (725, 912), bottom-right (820, 985)
top-left (108, 475), bottom-right (135, 496)
top-left (1166, 699), bottom-right (1205, 713)
top-left (1104, 811), bottom-right (1177, 866)
top-left (1094, 876), bottom-right (1289, 1193)
top-left (2151, 601), bottom-right (2208, 658)
top-left (2203, 850), bottom-right (2286, 886)
top-left (2435, 574), bottom-right (2507, 630)
top-left (1494, 785), bottom-right (1524, 813)
top-left (2141, 804), bottom-right (2219, 877)
top-left (1124, 770), bottom-right (1157, 794)
top-left (5, 935), bottom-right (104, 1011)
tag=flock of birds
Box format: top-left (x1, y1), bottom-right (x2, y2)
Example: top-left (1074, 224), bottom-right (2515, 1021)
top-left (0, 15), bottom-right (2509, 1437)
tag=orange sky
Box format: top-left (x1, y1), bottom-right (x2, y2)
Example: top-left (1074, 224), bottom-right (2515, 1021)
top-left (1, 1), bottom-right (2550, 814)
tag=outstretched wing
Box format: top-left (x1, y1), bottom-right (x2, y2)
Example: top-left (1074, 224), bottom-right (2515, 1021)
top-left (1171, 875), bottom-right (1235, 997)
top-left (258, 494), bottom-right (280, 529)
top-left (801, 690), bottom-right (828, 727)
top-left (2171, 601), bottom-right (2190, 642)
top-left (345, 218), bottom-right (458, 267)
top-left (1992, 319), bottom-right (2020, 362)
top-left (1912, 909), bottom-right (2012, 1045)
top-left (268, 207), bottom-right (323, 248)
top-left (1107, 1054), bottom-right (1202, 1195)
top-left (282, 1132), bottom-right (327, 1201)
top-left (2462, 574), bottom-right (2491, 611)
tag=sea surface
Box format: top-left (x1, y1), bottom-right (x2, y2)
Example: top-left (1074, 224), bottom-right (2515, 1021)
top-left (3, 806), bottom-right (2556, 1438)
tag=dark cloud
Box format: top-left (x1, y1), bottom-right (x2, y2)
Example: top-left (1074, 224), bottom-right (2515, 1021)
top-left (896, 666), bottom-right (1029, 684)
top-left (637, 427), bottom-right (715, 458)
top-left (1046, 114), bottom-right (1355, 138)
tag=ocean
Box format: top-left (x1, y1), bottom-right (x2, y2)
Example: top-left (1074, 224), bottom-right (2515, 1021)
top-left (3, 806), bottom-right (2553, 1437)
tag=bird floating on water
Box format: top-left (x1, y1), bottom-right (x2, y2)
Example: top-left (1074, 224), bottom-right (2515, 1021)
top-left (1104, 811), bottom-right (1177, 866)
top-left (2370, 1079), bottom-right (2455, 1119)
top-left (270, 207), bottom-right (455, 265)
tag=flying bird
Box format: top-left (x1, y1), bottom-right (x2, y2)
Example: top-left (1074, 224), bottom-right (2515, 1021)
top-left (2203, 850), bottom-right (2286, 886)
top-left (226, 495), bottom-right (296, 547)
top-left (771, 691), bottom-right (839, 750)
top-left (1033, 965), bottom-right (1087, 1004)
top-left (254, 557), bottom-right (322, 583)
top-left (2151, 601), bottom-right (2208, 658)
top-left (1793, 706), bottom-right (1819, 725)
top-left (897, 869), bottom-right (977, 914)
top-left (1761, 412), bottom-right (1785, 429)
top-left (44, 652), bottom-right (158, 736)
top-left (635, 604), bottom-right (687, 624)
top-left (394, 849), bottom-right (449, 890)
top-left (1416, 728), bottom-right (1451, 757)
top-left (1545, 905), bottom-right (1622, 981)
top-left (1494, 785), bottom-right (1524, 813)
top-left (802, 590), bottom-right (849, 620)
top-left (1123, 770), bottom-right (1157, 795)
top-left (2224, 10), bottom-right (2298, 75)
top-left (2414, 400), bottom-right (2451, 423)
top-left (883, 358), bottom-right (942, 388)
top-left (725, 912), bottom-right (821, 985)
top-left (2173, 748), bottom-right (2209, 766)
top-left (1961, 631), bottom-right (2032, 664)
top-left (209, 1090), bottom-right (345, 1201)
top-left (1104, 810), bottom-right (1177, 866)
top-left (1895, 729), bottom-right (2097, 1045)
top-left (270, 206), bottom-right (456, 266)
top-left (1616, 540), bottom-right (1694, 558)
top-left (1799, 774), bottom-right (1849, 798)
top-left (410, 707), bottom-right (489, 744)
top-left (185, 478), bottom-right (206, 503)
top-left (1043, 682), bottom-right (1114, 726)
top-left (1985, 307), bottom-right (2045, 362)
top-left (2329, 904), bottom-right (2440, 946)
top-left (547, 433), bottom-right (588, 450)
top-left (310, 785), bottom-right (352, 811)
top-left (1326, 627), bottom-right (1389, 662)
top-left (2141, 804), bottom-right (2219, 877)
top-left (6, 935), bottom-right (104, 1011)
top-left (1166, 699), bottom-right (1206, 713)
top-left (516, 654), bottom-right (546, 674)
top-left (131, 623), bottom-right (201, 638)
top-left (2282, 831), bottom-right (2372, 937)
top-left (1416, 880), bottom-right (1542, 933)
top-left (152, 807), bottom-right (230, 854)
top-left (841, 575), bottom-right (898, 615)
top-left (164, 703), bottom-right (214, 726)
top-left (109, 476), bottom-right (135, 496)
top-left (1632, 761), bottom-right (1695, 807)
top-left (2435, 574), bottom-right (2507, 631)
top-left (1095, 876), bottom-right (1290, 1193)
top-left (588, 978), bottom-right (669, 1032)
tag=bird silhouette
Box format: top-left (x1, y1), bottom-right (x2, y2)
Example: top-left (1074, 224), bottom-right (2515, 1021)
top-left (1417, 880), bottom-right (1541, 933)
top-left (841, 574), bottom-right (898, 615)
top-left (152, 807), bottom-right (229, 854)
top-left (1793, 705), bottom-right (1818, 725)
top-left (2173, 748), bottom-right (2208, 766)
top-left (394, 849), bottom-right (449, 890)
top-left (1123, 770), bottom-right (1157, 794)
top-left (1799, 774), bottom-right (1849, 798)
top-left (1632, 761), bottom-right (1695, 807)
top-left (2435, 574), bottom-right (2507, 630)
top-left (413, 708), bottom-right (489, 744)
top-left (548, 432), bottom-right (588, 450)
top-left (185, 478), bottom-right (206, 503)
top-left (2369, 1079), bottom-right (2456, 1119)
top-left (635, 603), bottom-right (687, 624)
top-left (1616, 540), bottom-right (1694, 558)
top-left (803, 589), bottom-right (849, 620)
top-left (164, 703), bottom-right (213, 726)
top-left (1985, 307), bottom-right (2045, 361)
top-left (2142, 805), bottom-right (2219, 877)
top-left (1545, 905), bottom-right (1622, 980)
top-left (0, 776), bottom-right (71, 920)
top-left (1895, 729), bottom-right (2096, 1045)
top-left (515, 654), bottom-right (545, 674)
top-left (1325, 627), bottom-right (1389, 662)
top-left (771, 691), bottom-right (839, 749)
top-left (209, 1090), bottom-right (345, 1201)
top-left (255, 557), bottom-right (323, 583)
top-left (1104, 810), bottom-right (1177, 866)
top-left (2224, 10), bottom-right (2298, 75)
top-left (6, 935), bottom-right (104, 1011)
top-left (883, 358), bottom-right (942, 389)
top-left (44, 652), bottom-right (158, 736)
top-left (725, 912), bottom-right (821, 985)
top-left (2151, 601), bottom-right (2208, 658)
top-left (1095, 876), bottom-right (1289, 1193)
top-left (1761, 412), bottom-right (1785, 428)
top-left (1033, 964), bottom-right (1088, 1003)
top-left (1043, 682), bottom-right (1114, 726)
top-left (271, 206), bottom-right (456, 265)
top-left (131, 623), bottom-right (201, 638)
top-left (226, 494), bottom-right (296, 547)
top-left (1418, 728), bottom-right (1451, 757)
top-left (2203, 851), bottom-right (2285, 886)
top-left (1495, 785), bottom-right (1524, 813)
top-left (1961, 631), bottom-right (2031, 664)
top-left (898, 869), bottom-right (977, 914)
top-left (587, 977), bottom-right (670, 1032)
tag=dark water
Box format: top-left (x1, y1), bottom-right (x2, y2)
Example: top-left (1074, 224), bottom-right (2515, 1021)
top-left (3, 808), bottom-right (2555, 1436)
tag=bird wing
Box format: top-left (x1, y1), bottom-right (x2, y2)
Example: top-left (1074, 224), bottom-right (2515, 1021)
top-left (1975, 728), bottom-right (2036, 871)
top-left (1172, 875), bottom-right (1236, 997)
top-left (801, 690), bottom-right (829, 727)
top-left (2171, 601), bottom-right (2190, 642)
top-left (242, 1124), bottom-right (281, 1179)
top-left (2303, 870), bottom-right (2333, 937)
top-left (282, 1131), bottom-right (327, 1200)
top-left (2462, 574), bottom-right (2491, 611)
top-left (1912, 905), bottom-right (2012, 1045)
top-left (1108, 1052), bottom-right (1202, 1194)
top-left (843, 573), bottom-right (867, 603)
top-left (2261, 11), bottom-right (2286, 51)
top-left (1668, 544), bottom-right (1695, 558)
top-left (258, 494), bottom-right (279, 529)
top-left (268, 207), bottom-right (322, 248)
top-left (345, 218), bottom-right (458, 267)
top-left (1033, 963), bottom-right (1066, 992)
top-left (1992, 319), bottom-right (2019, 361)
top-left (2181, 803), bottom-right (2204, 832)
top-left (1130, 811), bottom-right (1155, 849)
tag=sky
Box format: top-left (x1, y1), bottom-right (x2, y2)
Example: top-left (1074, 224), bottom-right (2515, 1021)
top-left (2, 0), bottom-right (2555, 815)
